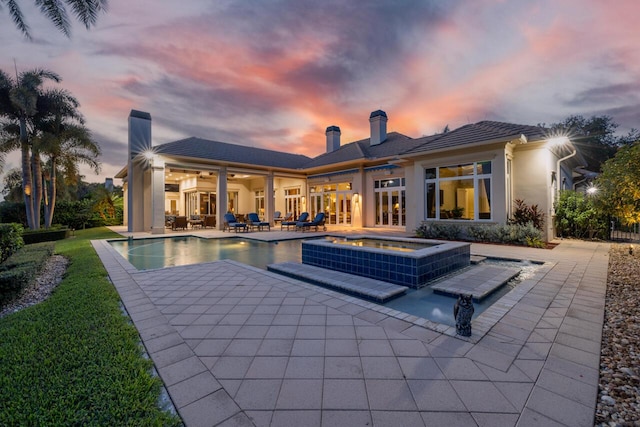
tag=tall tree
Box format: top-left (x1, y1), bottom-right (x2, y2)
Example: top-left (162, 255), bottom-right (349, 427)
top-left (34, 88), bottom-right (101, 228)
top-left (0, 68), bottom-right (60, 229)
top-left (594, 142), bottom-right (640, 225)
top-left (546, 115), bottom-right (640, 172)
top-left (1, 0), bottom-right (108, 39)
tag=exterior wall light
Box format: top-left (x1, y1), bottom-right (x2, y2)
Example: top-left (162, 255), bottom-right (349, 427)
top-left (353, 192), bottom-right (359, 203)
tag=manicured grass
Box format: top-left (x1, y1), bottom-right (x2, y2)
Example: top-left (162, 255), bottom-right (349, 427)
top-left (0, 228), bottom-right (181, 426)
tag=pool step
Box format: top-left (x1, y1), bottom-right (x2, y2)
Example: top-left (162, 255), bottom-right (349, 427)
top-left (267, 262), bottom-right (408, 303)
top-left (470, 255), bottom-right (487, 264)
top-left (431, 264), bottom-right (521, 302)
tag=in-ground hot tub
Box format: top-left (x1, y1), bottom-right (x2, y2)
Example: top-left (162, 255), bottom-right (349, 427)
top-left (302, 236), bottom-right (470, 288)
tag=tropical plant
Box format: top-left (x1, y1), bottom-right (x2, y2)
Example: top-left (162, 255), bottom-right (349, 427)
top-left (34, 88), bottom-right (101, 228)
top-left (509, 199), bottom-right (545, 230)
top-left (594, 142), bottom-right (640, 226)
top-left (0, 68), bottom-right (61, 229)
top-left (1, 0), bottom-right (109, 39)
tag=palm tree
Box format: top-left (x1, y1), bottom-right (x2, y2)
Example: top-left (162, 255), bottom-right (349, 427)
top-left (35, 88), bottom-right (101, 228)
top-left (0, 68), bottom-right (60, 229)
top-left (1, 0), bottom-right (108, 39)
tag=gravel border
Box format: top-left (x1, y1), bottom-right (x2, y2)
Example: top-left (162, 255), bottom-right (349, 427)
top-left (0, 255), bottom-right (69, 319)
top-left (596, 245), bottom-right (640, 426)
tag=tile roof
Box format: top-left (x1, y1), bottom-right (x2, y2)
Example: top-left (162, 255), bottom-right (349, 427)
top-left (155, 137), bottom-right (312, 169)
top-left (302, 132), bottom-right (440, 168)
top-left (403, 121), bottom-right (548, 154)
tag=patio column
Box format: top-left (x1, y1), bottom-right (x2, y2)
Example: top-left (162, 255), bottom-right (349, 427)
top-left (150, 158), bottom-right (165, 234)
top-left (265, 173), bottom-right (274, 224)
top-left (216, 167), bottom-right (228, 230)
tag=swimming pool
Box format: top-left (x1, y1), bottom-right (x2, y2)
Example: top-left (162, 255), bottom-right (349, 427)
top-left (109, 236), bottom-right (304, 270)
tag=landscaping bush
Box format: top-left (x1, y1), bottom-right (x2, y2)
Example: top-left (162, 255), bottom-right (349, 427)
top-left (0, 242), bottom-right (54, 305)
top-left (0, 223), bottom-right (25, 264)
top-left (554, 191), bottom-right (608, 239)
top-left (419, 221), bottom-right (545, 247)
top-left (416, 222), bottom-right (462, 240)
top-left (22, 226), bottom-right (71, 244)
top-left (0, 202), bottom-right (27, 226)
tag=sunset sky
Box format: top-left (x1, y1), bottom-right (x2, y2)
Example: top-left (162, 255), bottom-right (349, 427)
top-left (1, 0), bottom-right (639, 184)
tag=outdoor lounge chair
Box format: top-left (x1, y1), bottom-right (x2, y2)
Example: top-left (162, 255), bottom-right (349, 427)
top-left (247, 212), bottom-right (270, 231)
top-left (273, 211), bottom-right (283, 223)
top-left (223, 213), bottom-right (248, 232)
top-left (281, 212), bottom-right (307, 230)
top-left (297, 212), bottom-right (326, 232)
top-left (172, 216), bottom-right (188, 230)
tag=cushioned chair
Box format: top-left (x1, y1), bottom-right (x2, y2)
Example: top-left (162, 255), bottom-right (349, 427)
top-left (247, 212), bottom-right (270, 231)
top-left (281, 212), bottom-right (307, 230)
top-left (203, 215), bottom-right (216, 228)
top-left (297, 212), bottom-right (326, 232)
top-left (223, 213), bottom-right (248, 232)
top-left (172, 216), bottom-right (188, 230)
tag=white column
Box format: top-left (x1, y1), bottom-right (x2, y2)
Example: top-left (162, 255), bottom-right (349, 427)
top-left (127, 110), bottom-right (152, 232)
top-left (216, 167), bottom-right (228, 230)
top-left (265, 173), bottom-right (274, 224)
top-left (151, 158), bottom-right (166, 234)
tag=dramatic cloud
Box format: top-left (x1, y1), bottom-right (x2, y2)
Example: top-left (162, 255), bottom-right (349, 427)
top-left (0, 0), bottom-right (638, 184)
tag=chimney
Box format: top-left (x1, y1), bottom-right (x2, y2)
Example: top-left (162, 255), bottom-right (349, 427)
top-left (369, 110), bottom-right (387, 145)
top-left (326, 125), bottom-right (341, 153)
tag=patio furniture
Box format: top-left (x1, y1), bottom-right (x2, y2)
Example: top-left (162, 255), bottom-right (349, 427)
top-left (247, 212), bottom-right (270, 231)
top-left (223, 213), bottom-right (248, 232)
top-left (165, 215), bottom-right (176, 228)
top-left (273, 211), bottom-right (283, 224)
top-left (189, 214), bottom-right (203, 228)
top-left (203, 215), bottom-right (216, 228)
top-left (172, 216), bottom-right (188, 230)
top-left (282, 212), bottom-right (308, 230)
top-left (297, 212), bottom-right (326, 232)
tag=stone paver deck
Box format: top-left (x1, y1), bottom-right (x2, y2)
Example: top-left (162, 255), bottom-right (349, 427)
top-left (267, 262), bottom-right (408, 302)
top-left (94, 229), bottom-right (609, 427)
top-left (431, 264), bottom-right (521, 301)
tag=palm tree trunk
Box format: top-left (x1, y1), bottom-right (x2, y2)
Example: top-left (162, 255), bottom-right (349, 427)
top-left (31, 150), bottom-right (42, 229)
top-left (19, 119), bottom-right (35, 229)
top-left (44, 161), bottom-right (57, 228)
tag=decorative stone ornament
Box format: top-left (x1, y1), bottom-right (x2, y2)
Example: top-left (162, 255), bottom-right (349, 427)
top-left (454, 294), bottom-right (474, 337)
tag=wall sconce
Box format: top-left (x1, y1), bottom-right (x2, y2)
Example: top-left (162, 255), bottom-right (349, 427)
top-left (301, 196), bottom-right (306, 203)
top-left (353, 192), bottom-right (359, 203)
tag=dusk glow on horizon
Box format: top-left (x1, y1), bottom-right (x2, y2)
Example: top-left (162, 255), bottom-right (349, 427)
top-left (1, 0), bottom-right (639, 184)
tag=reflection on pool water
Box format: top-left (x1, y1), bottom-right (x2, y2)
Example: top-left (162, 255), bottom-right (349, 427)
top-left (108, 236), bottom-right (540, 327)
top-left (109, 236), bottom-right (303, 270)
top-left (326, 237), bottom-right (435, 252)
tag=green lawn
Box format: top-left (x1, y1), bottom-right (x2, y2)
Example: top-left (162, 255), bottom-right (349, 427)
top-left (0, 227), bottom-right (181, 426)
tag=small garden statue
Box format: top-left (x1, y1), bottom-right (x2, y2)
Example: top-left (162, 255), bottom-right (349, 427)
top-left (454, 294), bottom-right (474, 337)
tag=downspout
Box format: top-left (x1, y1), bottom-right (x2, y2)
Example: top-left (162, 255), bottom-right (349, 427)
top-left (556, 149), bottom-right (577, 193)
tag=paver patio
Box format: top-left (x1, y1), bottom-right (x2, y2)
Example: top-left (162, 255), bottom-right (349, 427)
top-left (93, 230), bottom-right (609, 427)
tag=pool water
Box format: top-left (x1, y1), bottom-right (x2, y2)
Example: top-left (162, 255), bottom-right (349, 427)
top-left (326, 237), bottom-right (435, 252)
top-left (109, 236), bottom-right (303, 270)
top-left (384, 260), bottom-right (540, 326)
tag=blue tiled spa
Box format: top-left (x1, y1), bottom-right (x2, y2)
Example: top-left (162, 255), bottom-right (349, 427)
top-left (302, 236), bottom-right (470, 288)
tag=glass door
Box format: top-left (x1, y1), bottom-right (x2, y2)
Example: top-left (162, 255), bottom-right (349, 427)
top-left (375, 178), bottom-right (405, 227)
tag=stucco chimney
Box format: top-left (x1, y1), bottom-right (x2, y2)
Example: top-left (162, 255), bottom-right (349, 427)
top-left (326, 125), bottom-right (341, 153)
top-left (369, 110), bottom-right (387, 145)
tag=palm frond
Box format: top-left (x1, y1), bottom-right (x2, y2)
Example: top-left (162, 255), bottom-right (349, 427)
top-left (34, 0), bottom-right (72, 37)
top-left (65, 0), bottom-right (108, 29)
top-left (1, 0), bottom-right (32, 39)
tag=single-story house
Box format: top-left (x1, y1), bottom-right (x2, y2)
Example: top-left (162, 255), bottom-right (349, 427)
top-left (117, 109), bottom-right (587, 241)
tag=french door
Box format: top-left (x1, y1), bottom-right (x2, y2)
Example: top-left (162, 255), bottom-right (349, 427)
top-left (375, 178), bottom-right (405, 227)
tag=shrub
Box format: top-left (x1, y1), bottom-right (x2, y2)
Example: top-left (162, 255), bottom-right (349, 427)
top-left (510, 199), bottom-right (545, 230)
top-left (554, 191), bottom-right (608, 239)
top-left (22, 227), bottom-right (70, 245)
top-left (0, 223), bottom-right (25, 264)
top-left (467, 224), bottom-right (492, 242)
top-left (0, 202), bottom-right (27, 226)
top-left (416, 222), bottom-right (462, 240)
top-left (0, 242), bottom-right (54, 305)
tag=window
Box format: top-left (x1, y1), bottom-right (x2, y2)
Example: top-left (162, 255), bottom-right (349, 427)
top-left (254, 189), bottom-right (265, 217)
top-left (425, 161), bottom-right (492, 220)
